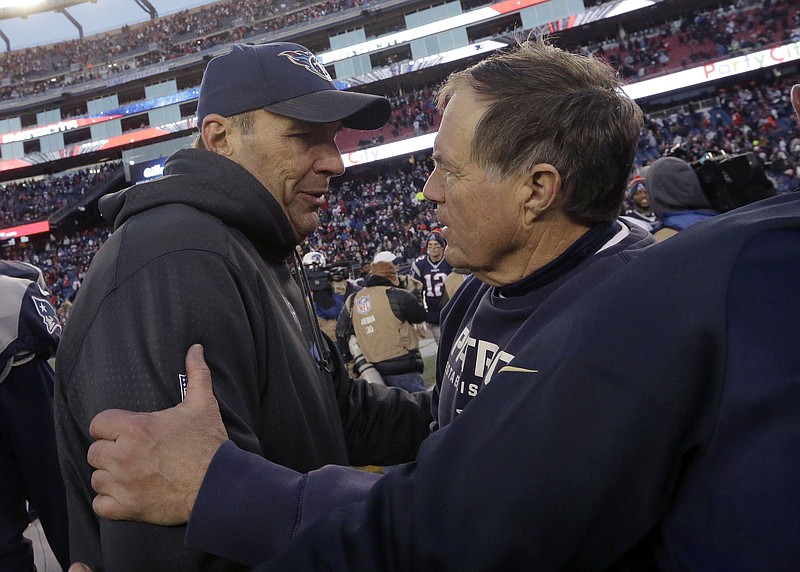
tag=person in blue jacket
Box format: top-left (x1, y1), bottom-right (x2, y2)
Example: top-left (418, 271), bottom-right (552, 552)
top-left (645, 155), bottom-right (718, 240)
top-left (268, 84), bottom-right (800, 569)
top-left (0, 260), bottom-right (69, 571)
top-left (245, 84), bottom-right (800, 571)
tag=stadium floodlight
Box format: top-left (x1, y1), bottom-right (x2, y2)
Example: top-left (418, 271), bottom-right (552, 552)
top-left (0, 0), bottom-right (46, 8)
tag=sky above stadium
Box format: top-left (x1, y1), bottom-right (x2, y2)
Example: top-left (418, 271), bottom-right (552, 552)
top-left (0, 0), bottom-right (214, 50)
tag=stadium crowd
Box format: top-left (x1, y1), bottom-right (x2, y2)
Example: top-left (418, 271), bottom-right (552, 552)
top-left (0, 163), bottom-right (120, 228)
top-left (1, 0), bottom-right (800, 322)
top-left (0, 0), bottom-right (368, 100)
top-left (23, 228), bottom-right (111, 315)
top-left (341, 84), bottom-right (440, 151)
top-left (1, 0), bottom-right (796, 104)
top-left (581, 0), bottom-right (798, 81)
top-left (3, 73), bottom-right (800, 320)
top-left (637, 75), bottom-right (800, 193)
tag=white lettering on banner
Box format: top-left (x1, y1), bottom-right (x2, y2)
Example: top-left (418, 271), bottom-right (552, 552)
top-left (143, 164), bottom-right (165, 178)
top-left (342, 132), bottom-right (437, 168)
top-left (2, 120), bottom-right (80, 144)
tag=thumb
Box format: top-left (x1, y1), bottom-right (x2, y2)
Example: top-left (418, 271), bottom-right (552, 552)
top-left (69, 564), bottom-right (93, 572)
top-left (182, 343), bottom-right (228, 444)
top-left (183, 344), bottom-right (214, 407)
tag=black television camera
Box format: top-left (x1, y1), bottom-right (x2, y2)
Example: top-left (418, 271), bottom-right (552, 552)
top-left (667, 146), bottom-right (777, 213)
top-left (305, 264), bottom-right (350, 292)
top-left (691, 152), bottom-right (777, 213)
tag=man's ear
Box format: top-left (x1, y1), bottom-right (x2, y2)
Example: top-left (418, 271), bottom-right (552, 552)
top-left (200, 114), bottom-right (234, 156)
top-left (522, 163), bottom-right (561, 225)
top-left (792, 85), bottom-right (800, 119)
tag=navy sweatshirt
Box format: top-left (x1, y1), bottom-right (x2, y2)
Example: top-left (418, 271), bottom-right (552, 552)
top-left (187, 220), bottom-right (654, 565)
top-left (259, 192), bottom-right (800, 570)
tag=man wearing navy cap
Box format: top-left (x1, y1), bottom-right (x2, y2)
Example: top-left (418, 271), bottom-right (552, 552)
top-left (55, 42), bottom-right (432, 570)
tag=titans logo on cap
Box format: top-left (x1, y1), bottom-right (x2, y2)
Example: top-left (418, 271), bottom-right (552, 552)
top-left (279, 50), bottom-right (334, 82)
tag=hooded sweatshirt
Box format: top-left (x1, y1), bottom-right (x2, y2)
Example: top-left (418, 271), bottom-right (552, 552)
top-left (54, 148), bottom-right (431, 571)
top-left (645, 156), bottom-right (717, 234)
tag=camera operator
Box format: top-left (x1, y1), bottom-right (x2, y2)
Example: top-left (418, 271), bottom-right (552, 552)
top-left (337, 260), bottom-right (427, 394)
top-left (644, 156), bottom-right (719, 240)
top-left (301, 252), bottom-right (358, 341)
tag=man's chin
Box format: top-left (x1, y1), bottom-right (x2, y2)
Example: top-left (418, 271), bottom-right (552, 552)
top-left (444, 249), bottom-right (465, 268)
top-left (291, 216), bottom-right (320, 242)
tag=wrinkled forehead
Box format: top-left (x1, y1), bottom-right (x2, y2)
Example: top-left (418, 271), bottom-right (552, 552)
top-left (434, 90), bottom-right (487, 159)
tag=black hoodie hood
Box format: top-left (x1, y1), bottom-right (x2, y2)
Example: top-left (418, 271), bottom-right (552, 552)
top-left (99, 148), bottom-right (298, 260)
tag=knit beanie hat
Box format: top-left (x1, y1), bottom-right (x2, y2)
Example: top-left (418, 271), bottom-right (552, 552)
top-left (426, 231), bottom-right (446, 248)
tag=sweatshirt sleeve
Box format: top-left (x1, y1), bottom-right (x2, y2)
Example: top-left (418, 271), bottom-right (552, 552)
top-left (185, 440), bottom-right (381, 566)
top-left (326, 338), bottom-right (433, 466)
top-left (182, 333), bottom-right (433, 566)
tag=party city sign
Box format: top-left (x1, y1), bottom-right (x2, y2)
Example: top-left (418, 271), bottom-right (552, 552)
top-left (623, 39), bottom-right (800, 101)
top-left (702, 41), bottom-right (800, 79)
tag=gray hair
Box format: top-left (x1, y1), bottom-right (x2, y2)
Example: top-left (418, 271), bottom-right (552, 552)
top-left (436, 36), bottom-right (643, 225)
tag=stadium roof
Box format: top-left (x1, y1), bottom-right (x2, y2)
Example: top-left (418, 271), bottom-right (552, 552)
top-left (0, 0), bottom-right (210, 49)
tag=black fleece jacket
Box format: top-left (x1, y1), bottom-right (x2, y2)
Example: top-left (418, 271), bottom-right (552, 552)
top-left (54, 149), bottom-right (431, 571)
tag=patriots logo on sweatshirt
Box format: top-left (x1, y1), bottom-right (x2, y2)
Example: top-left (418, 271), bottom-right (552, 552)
top-left (31, 295), bottom-right (61, 336)
top-left (279, 50), bottom-right (334, 82)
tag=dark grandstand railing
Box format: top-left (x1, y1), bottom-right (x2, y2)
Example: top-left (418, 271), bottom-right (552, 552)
top-left (48, 165), bottom-right (126, 230)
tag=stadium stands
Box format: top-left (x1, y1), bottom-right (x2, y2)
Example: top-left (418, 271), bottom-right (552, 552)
top-left (1, 0), bottom-right (799, 320)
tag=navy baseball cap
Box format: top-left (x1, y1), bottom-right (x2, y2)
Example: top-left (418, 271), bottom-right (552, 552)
top-left (196, 42), bottom-right (391, 130)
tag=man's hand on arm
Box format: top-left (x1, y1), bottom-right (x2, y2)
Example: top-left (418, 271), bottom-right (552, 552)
top-left (86, 344), bottom-right (228, 525)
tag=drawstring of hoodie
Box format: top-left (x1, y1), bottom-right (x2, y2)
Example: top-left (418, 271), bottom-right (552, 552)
top-left (292, 248), bottom-right (332, 373)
